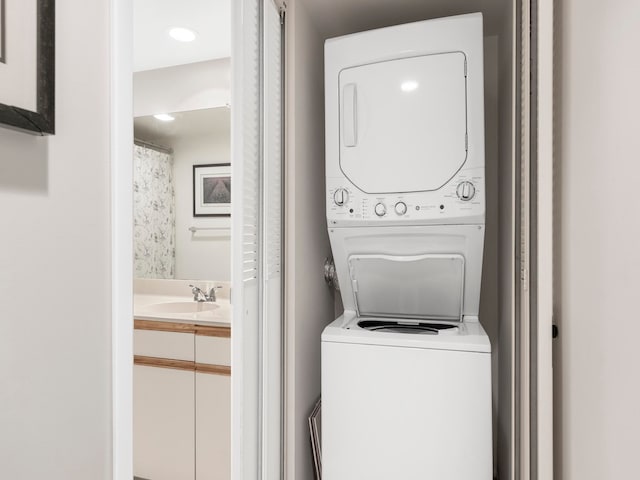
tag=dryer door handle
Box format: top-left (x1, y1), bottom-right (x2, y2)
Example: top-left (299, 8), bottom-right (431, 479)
top-left (342, 83), bottom-right (358, 147)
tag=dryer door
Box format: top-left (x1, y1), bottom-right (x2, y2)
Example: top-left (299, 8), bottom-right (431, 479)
top-left (339, 52), bottom-right (468, 194)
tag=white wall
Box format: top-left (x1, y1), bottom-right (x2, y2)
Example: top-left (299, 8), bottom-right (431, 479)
top-left (284, 1), bottom-right (336, 479)
top-left (173, 130), bottom-right (231, 281)
top-left (479, 37), bottom-right (500, 471)
top-left (555, 1), bottom-right (640, 479)
top-left (497, 3), bottom-right (514, 479)
top-left (133, 58), bottom-right (231, 117)
top-left (0, 0), bottom-right (112, 478)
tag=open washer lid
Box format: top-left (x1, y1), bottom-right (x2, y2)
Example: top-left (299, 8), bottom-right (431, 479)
top-left (348, 253), bottom-right (465, 321)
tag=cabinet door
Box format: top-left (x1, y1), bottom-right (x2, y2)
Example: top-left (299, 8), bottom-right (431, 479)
top-left (134, 365), bottom-right (195, 480)
top-left (196, 371), bottom-right (231, 480)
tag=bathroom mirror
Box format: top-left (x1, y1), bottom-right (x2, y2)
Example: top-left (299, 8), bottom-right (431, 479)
top-left (132, 0), bottom-right (232, 283)
top-left (133, 106), bottom-right (231, 281)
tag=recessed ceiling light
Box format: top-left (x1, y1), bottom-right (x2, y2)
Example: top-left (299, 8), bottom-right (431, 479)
top-left (154, 113), bottom-right (175, 122)
top-left (401, 80), bottom-right (419, 92)
top-left (168, 27), bottom-right (197, 42)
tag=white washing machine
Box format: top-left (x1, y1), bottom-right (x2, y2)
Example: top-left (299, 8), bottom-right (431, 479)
top-left (321, 13), bottom-right (492, 480)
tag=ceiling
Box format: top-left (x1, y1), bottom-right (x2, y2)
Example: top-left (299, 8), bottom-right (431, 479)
top-left (133, 0), bottom-right (507, 72)
top-left (134, 107), bottom-right (231, 150)
top-left (301, 0), bottom-right (510, 38)
top-left (134, 0), bottom-right (231, 72)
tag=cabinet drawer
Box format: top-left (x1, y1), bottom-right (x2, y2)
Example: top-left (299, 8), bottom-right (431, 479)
top-left (134, 329), bottom-right (194, 361)
top-left (196, 334), bottom-right (231, 366)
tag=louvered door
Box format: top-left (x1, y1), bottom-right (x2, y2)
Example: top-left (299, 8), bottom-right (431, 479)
top-left (232, 0), bottom-right (284, 479)
top-left (262, 1), bottom-right (284, 479)
top-left (232, 0), bottom-right (262, 478)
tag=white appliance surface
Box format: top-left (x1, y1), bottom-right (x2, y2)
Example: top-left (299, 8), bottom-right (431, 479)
top-left (339, 52), bottom-right (468, 194)
top-left (326, 12), bottom-right (485, 228)
top-left (322, 315), bottom-right (492, 480)
top-left (322, 313), bottom-right (491, 353)
top-left (322, 13), bottom-right (491, 480)
top-left (348, 253), bottom-right (466, 320)
top-left (328, 224), bottom-right (485, 321)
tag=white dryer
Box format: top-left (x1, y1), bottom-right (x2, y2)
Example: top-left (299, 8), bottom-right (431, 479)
top-left (321, 13), bottom-right (492, 480)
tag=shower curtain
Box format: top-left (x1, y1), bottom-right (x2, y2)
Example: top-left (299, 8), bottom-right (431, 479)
top-left (133, 144), bottom-right (176, 278)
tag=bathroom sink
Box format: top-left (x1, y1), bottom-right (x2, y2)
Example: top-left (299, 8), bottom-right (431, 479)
top-left (141, 301), bottom-right (220, 315)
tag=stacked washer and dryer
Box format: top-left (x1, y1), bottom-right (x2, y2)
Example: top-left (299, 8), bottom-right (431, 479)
top-left (321, 13), bottom-right (492, 480)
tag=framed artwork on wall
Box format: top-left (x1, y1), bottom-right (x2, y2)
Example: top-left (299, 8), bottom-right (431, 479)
top-left (193, 163), bottom-right (232, 217)
top-left (0, 0), bottom-right (55, 135)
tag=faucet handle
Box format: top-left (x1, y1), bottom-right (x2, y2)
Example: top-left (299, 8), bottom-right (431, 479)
top-left (207, 285), bottom-right (223, 301)
top-left (189, 284), bottom-right (207, 301)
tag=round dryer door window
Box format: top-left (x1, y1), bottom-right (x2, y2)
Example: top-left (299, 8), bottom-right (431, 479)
top-left (338, 52), bottom-right (468, 194)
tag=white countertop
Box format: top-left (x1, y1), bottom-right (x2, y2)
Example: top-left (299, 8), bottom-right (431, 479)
top-left (134, 293), bottom-right (232, 327)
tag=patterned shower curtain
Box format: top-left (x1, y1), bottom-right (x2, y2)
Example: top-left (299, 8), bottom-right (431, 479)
top-left (133, 144), bottom-right (176, 278)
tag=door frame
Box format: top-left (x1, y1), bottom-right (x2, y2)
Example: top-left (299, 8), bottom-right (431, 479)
top-left (110, 0), bottom-right (553, 477)
top-left (110, 0), bottom-right (134, 478)
top-left (533, 0), bottom-right (554, 478)
top-left (109, 1), bottom-right (286, 478)
top-left (517, 0), bottom-right (554, 478)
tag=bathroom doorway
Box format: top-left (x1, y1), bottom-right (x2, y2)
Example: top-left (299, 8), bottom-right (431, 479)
top-left (131, 2), bottom-right (233, 479)
top-left (111, 0), bottom-right (285, 479)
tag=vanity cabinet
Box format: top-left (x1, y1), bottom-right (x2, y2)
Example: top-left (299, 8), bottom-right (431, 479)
top-left (196, 334), bottom-right (232, 480)
top-left (196, 373), bottom-right (231, 479)
top-left (133, 320), bottom-right (231, 480)
top-left (134, 362), bottom-right (195, 480)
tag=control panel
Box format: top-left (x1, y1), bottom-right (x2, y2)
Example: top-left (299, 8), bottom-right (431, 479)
top-left (326, 167), bottom-right (484, 226)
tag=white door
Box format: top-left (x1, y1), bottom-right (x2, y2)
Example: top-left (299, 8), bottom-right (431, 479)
top-left (534, 0), bottom-right (554, 478)
top-left (232, 0), bottom-right (284, 479)
top-left (231, 0), bottom-right (262, 477)
top-left (338, 53), bottom-right (468, 193)
top-left (262, 1), bottom-right (284, 479)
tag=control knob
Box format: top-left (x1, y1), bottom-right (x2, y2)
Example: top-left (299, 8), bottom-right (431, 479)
top-left (374, 203), bottom-right (387, 217)
top-left (456, 181), bottom-right (476, 201)
top-left (333, 188), bottom-right (349, 206)
top-left (395, 202), bottom-right (407, 215)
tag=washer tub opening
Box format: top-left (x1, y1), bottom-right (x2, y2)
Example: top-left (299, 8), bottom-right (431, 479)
top-left (357, 319), bottom-right (459, 335)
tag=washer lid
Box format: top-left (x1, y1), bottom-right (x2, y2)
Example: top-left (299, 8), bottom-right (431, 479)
top-left (339, 52), bottom-right (468, 194)
top-left (348, 253), bottom-right (465, 321)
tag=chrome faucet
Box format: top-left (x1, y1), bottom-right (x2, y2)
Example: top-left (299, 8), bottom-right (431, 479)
top-left (189, 285), bottom-right (221, 302)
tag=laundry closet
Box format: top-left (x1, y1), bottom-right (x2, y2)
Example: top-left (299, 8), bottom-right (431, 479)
top-left (283, 0), bottom-right (529, 479)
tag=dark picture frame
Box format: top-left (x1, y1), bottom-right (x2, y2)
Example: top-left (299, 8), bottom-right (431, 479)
top-left (0, 0), bottom-right (6, 64)
top-left (193, 163), bottom-right (232, 217)
top-left (0, 0), bottom-right (55, 135)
